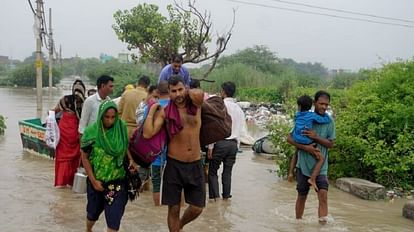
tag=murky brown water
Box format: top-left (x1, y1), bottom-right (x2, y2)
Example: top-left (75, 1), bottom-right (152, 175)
top-left (0, 82), bottom-right (413, 231)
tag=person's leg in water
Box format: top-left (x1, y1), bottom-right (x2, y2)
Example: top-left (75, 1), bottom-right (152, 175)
top-left (179, 204), bottom-right (203, 230)
top-left (167, 204), bottom-right (181, 232)
top-left (288, 150), bottom-right (298, 182)
top-left (295, 194), bottom-right (308, 219)
top-left (308, 150), bottom-right (323, 192)
top-left (295, 169), bottom-right (309, 219)
top-left (151, 165), bottom-right (161, 206)
top-left (318, 188), bottom-right (328, 224)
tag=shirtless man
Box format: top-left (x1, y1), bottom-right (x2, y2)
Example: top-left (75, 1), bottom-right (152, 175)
top-left (143, 75), bottom-right (204, 232)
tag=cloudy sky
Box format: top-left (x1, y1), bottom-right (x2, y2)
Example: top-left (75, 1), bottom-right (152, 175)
top-left (1, 0), bottom-right (414, 70)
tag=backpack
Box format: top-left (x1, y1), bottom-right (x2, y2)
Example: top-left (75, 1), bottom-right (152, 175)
top-left (252, 136), bottom-right (265, 153)
top-left (200, 96), bottom-right (232, 146)
top-left (128, 100), bottom-right (167, 168)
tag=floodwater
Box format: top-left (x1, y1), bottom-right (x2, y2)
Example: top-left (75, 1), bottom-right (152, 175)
top-left (0, 82), bottom-right (413, 232)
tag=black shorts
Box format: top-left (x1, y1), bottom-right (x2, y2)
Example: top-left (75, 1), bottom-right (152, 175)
top-left (296, 169), bottom-right (329, 196)
top-left (86, 179), bottom-right (128, 230)
top-left (161, 157), bottom-right (206, 207)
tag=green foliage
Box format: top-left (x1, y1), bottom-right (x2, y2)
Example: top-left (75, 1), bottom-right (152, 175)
top-left (85, 60), bottom-right (157, 97)
top-left (330, 60), bottom-right (414, 189)
top-left (23, 52), bottom-right (47, 64)
top-left (217, 45), bottom-right (283, 74)
top-left (61, 57), bottom-right (101, 77)
top-left (0, 115), bottom-right (6, 135)
top-left (193, 45), bottom-right (331, 102)
top-left (281, 59), bottom-right (328, 78)
top-left (329, 71), bottom-right (369, 89)
top-left (266, 118), bottom-right (295, 178)
top-left (113, 4), bottom-right (181, 65)
top-left (202, 63), bottom-right (274, 92)
top-left (8, 63), bottom-right (62, 87)
top-left (238, 87), bottom-right (282, 103)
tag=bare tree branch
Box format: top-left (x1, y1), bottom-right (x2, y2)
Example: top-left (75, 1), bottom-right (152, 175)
top-left (173, 0), bottom-right (234, 70)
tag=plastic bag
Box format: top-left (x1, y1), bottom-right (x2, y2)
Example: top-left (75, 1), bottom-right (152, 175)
top-left (45, 111), bottom-right (60, 149)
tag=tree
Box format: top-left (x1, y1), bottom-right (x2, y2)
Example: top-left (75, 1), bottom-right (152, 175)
top-left (60, 57), bottom-right (101, 78)
top-left (23, 52), bottom-right (47, 64)
top-left (217, 45), bottom-right (282, 74)
top-left (9, 64), bottom-right (62, 87)
top-left (113, 0), bottom-right (235, 78)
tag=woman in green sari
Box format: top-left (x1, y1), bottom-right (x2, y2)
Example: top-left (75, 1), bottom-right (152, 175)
top-left (80, 100), bottom-right (137, 232)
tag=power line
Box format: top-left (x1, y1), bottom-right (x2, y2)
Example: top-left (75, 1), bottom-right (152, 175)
top-left (27, 0), bottom-right (36, 16)
top-left (226, 0), bottom-right (414, 29)
top-left (266, 0), bottom-right (414, 24)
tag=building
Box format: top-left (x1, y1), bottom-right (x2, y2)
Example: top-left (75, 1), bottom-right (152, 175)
top-left (118, 53), bottom-right (130, 63)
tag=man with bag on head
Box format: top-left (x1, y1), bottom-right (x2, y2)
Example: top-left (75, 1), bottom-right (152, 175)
top-left (143, 75), bottom-right (204, 232)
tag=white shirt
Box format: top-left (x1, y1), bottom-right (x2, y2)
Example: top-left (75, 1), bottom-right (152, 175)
top-left (223, 97), bottom-right (246, 143)
top-left (78, 93), bottom-right (110, 134)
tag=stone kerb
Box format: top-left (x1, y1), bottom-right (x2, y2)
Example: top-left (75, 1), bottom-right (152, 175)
top-left (335, 177), bottom-right (385, 200)
top-left (403, 201), bottom-right (414, 220)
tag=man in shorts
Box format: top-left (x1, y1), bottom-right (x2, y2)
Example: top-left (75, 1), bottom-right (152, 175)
top-left (287, 90), bottom-right (336, 223)
top-left (143, 75), bottom-right (205, 232)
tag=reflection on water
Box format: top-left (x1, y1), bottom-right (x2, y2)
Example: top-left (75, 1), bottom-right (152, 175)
top-left (0, 86), bottom-right (413, 231)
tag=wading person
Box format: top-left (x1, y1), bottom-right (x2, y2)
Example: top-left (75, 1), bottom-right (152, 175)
top-left (287, 90), bottom-right (335, 223)
top-left (143, 75), bottom-right (204, 232)
top-left (207, 81), bottom-right (245, 201)
top-left (78, 75), bottom-right (114, 135)
top-left (53, 79), bottom-right (86, 188)
top-left (118, 75), bottom-right (150, 138)
top-left (80, 100), bottom-right (137, 232)
top-left (145, 81), bottom-right (169, 206)
top-left (158, 54), bottom-right (191, 87)
top-left (287, 95), bottom-right (331, 191)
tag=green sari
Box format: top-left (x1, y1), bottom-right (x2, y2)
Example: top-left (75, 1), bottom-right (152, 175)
top-left (81, 100), bottom-right (128, 182)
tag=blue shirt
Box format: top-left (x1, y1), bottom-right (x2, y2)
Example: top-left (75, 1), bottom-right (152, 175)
top-left (143, 98), bottom-right (170, 166)
top-left (158, 64), bottom-right (191, 87)
top-left (292, 111), bottom-right (331, 145)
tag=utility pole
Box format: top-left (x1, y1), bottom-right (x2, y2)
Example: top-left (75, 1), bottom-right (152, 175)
top-left (35, 0), bottom-right (43, 116)
top-left (59, 44), bottom-right (62, 71)
top-left (48, 7), bottom-right (53, 93)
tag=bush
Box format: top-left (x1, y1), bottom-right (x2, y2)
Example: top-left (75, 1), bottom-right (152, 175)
top-left (330, 60), bottom-right (414, 189)
top-left (0, 115), bottom-right (6, 135)
top-left (238, 87), bottom-right (282, 103)
top-left (266, 116), bottom-right (295, 178)
top-left (8, 64), bottom-right (62, 87)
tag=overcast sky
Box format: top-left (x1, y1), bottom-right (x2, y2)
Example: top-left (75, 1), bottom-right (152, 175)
top-left (1, 0), bottom-right (414, 70)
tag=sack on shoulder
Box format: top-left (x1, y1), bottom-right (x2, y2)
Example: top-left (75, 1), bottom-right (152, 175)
top-left (128, 101), bottom-right (167, 168)
top-left (200, 96), bottom-right (232, 146)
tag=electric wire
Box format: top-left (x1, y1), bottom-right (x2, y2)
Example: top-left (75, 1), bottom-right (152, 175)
top-left (266, 0), bottom-right (414, 24)
top-left (27, 0), bottom-right (36, 16)
top-left (226, 0), bottom-right (414, 29)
